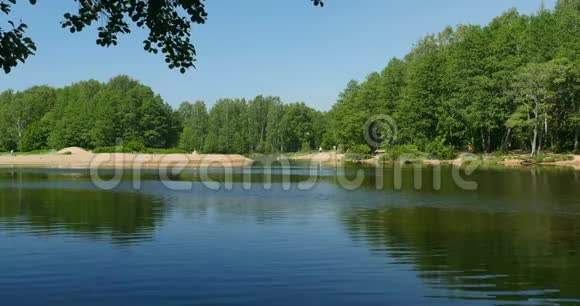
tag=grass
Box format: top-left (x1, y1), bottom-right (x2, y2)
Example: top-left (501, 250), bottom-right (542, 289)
top-left (92, 146), bottom-right (189, 154)
top-left (2, 147), bottom-right (192, 156)
top-left (0, 149), bottom-right (55, 156)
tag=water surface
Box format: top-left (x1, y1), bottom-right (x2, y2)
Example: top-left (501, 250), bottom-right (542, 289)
top-left (0, 165), bottom-right (579, 305)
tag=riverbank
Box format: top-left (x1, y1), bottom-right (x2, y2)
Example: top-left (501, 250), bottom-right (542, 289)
top-left (0, 147), bottom-right (253, 169)
top-left (291, 152), bottom-right (580, 170)
top-left (2, 148), bottom-right (579, 170)
top-left (288, 152), bottom-right (344, 164)
top-left (425, 155), bottom-right (580, 170)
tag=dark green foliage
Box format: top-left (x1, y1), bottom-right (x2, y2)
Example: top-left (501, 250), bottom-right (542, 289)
top-left (148, 148), bottom-right (189, 154)
top-left (0, 86), bottom-right (56, 151)
top-left (1, 0), bottom-right (322, 73)
top-left (19, 120), bottom-right (49, 151)
top-left (1, 76), bottom-right (180, 152)
top-left (2, 1), bottom-right (577, 157)
top-left (425, 137), bottom-right (457, 160)
top-left (197, 98), bottom-right (324, 154)
top-left (0, 76), bottom-right (326, 154)
top-left (204, 98), bottom-right (249, 154)
top-left (278, 102), bottom-right (317, 153)
top-left (178, 101), bottom-right (208, 152)
top-left (381, 145), bottom-right (421, 161)
top-left (93, 140), bottom-right (146, 153)
top-left (348, 144), bottom-right (371, 155)
top-left (328, 1), bottom-right (579, 155)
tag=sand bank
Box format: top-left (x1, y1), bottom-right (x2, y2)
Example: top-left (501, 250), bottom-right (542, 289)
top-left (292, 152), bottom-right (580, 170)
top-left (0, 147), bottom-right (254, 169)
top-left (291, 152), bottom-right (344, 164)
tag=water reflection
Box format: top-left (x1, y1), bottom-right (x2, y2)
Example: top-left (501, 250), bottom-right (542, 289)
top-left (341, 207), bottom-right (580, 304)
top-left (1, 166), bottom-right (580, 305)
top-left (0, 187), bottom-right (165, 244)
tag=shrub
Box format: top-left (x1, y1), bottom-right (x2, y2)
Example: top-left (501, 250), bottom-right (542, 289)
top-left (124, 140), bottom-right (147, 153)
top-left (348, 144), bottom-right (371, 155)
top-left (93, 146), bottom-right (189, 154)
top-left (93, 140), bottom-right (146, 153)
top-left (93, 146), bottom-right (118, 153)
top-left (19, 121), bottom-right (49, 152)
top-left (147, 148), bottom-right (189, 154)
top-left (382, 144), bottom-right (421, 161)
top-left (344, 145), bottom-right (371, 161)
top-left (425, 137), bottom-right (456, 160)
top-left (346, 144), bottom-right (371, 160)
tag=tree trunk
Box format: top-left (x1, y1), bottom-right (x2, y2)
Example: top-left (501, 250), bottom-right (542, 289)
top-left (480, 129), bottom-right (486, 153)
top-left (531, 98), bottom-right (540, 156)
top-left (501, 128), bottom-right (511, 151)
top-left (486, 128), bottom-right (491, 153)
top-left (531, 127), bottom-right (537, 156)
top-left (544, 112), bottom-right (548, 151)
top-left (575, 127), bottom-right (579, 153)
top-left (538, 129), bottom-right (543, 156)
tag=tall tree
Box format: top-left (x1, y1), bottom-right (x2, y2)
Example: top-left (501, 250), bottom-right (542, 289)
top-left (178, 101), bottom-right (208, 152)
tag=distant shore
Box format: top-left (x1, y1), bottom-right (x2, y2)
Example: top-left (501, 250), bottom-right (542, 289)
top-left (1, 148), bottom-right (579, 170)
top-left (290, 152), bottom-right (580, 170)
top-left (0, 147), bottom-right (253, 169)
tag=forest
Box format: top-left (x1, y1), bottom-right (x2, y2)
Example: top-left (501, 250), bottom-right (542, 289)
top-left (329, 0), bottom-right (579, 156)
top-left (0, 0), bottom-right (578, 156)
top-left (0, 75), bottom-right (328, 154)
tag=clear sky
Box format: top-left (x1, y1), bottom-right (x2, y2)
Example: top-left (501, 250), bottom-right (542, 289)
top-left (1, 0), bottom-right (555, 110)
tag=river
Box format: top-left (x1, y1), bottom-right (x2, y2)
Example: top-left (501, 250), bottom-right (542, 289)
top-left (0, 165), bottom-right (579, 305)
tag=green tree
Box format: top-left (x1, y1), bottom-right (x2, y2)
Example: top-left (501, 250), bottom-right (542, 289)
top-left (140, 96), bottom-right (179, 148)
top-left (178, 101), bottom-right (208, 152)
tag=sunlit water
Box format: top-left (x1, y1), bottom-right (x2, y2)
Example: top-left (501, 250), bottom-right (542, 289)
top-left (0, 165), bottom-right (579, 306)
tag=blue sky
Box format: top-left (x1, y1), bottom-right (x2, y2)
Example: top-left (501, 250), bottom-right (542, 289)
top-left (1, 0), bottom-right (554, 110)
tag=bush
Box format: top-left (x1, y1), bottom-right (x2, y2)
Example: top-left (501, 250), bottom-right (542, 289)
top-left (19, 121), bottom-right (49, 152)
top-left (425, 137), bottom-right (456, 160)
top-left (124, 140), bottom-right (147, 153)
top-left (345, 144), bottom-right (371, 160)
top-left (147, 148), bottom-right (189, 154)
top-left (348, 144), bottom-right (371, 155)
top-left (93, 140), bottom-right (146, 153)
top-left (93, 145), bottom-right (188, 154)
top-left (382, 144), bottom-right (421, 161)
top-left (93, 146), bottom-right (118, 153)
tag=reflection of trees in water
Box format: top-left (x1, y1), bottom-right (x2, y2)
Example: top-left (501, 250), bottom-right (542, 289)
top-left (0, 188), bottom-right (165, 244)
top-left (341, 207), bottom-right (580, 303)
top-left (168, 189), bottom-right (327, 225)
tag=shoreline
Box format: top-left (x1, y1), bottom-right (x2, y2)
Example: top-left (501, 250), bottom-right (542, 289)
top-left (0, 147), bottom-right (253, 169)
top-left (291, 152), bottom-right (580, 170)
top-left (1, 148), bottom-right (578, 171)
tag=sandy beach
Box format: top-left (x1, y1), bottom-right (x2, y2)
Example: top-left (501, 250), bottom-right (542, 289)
top-left (0, 147), bottom-right (254, 169)
top-left (291, 152), bottom-right (344, 164)
top-left (292, 152), bottom-right (580, 170)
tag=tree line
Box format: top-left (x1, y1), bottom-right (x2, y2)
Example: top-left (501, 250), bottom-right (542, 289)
top-left (327, 0), bottom-right (579, 156)
top-left (1, 1), bottom-right (578, 156)
top-left (0, 75), bottom-right (328, 154)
